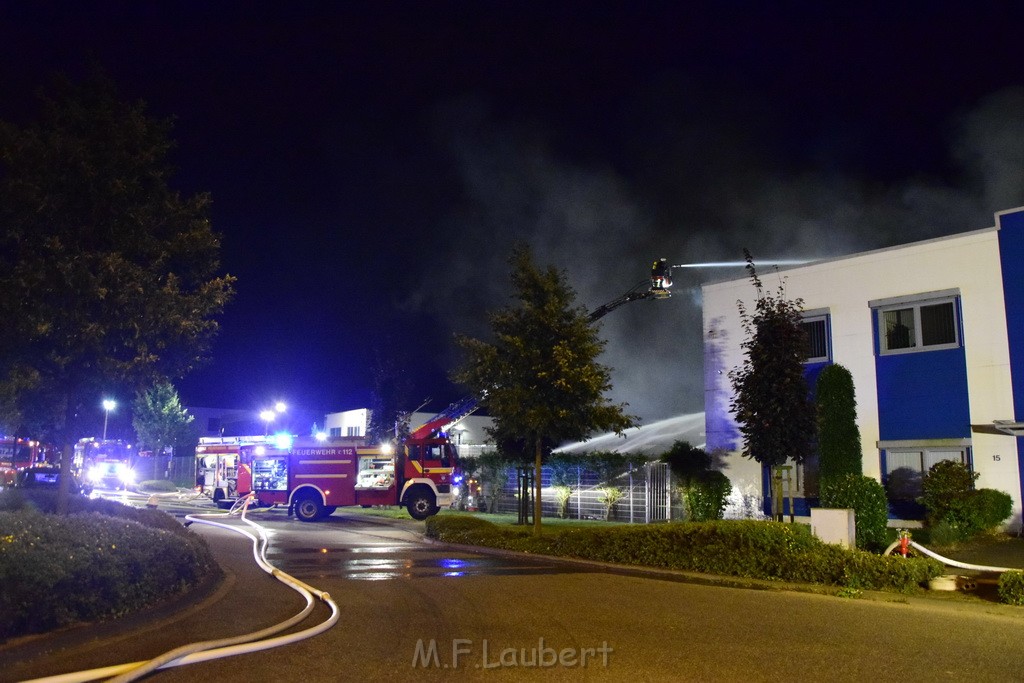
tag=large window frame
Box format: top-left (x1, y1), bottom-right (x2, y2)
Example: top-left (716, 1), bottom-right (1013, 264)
top-left (872, 290), bottom-right (961, 356)
top-left (880, 440), bottom-right (971, 501)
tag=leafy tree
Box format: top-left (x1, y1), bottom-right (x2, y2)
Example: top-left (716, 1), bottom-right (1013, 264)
top-left (0, 72), bottom-right (235, 506)
top-left (366, 345), bottom-right (414, 444)
top-left (454, 245), bottom-right (637, 535)
top-left (476, 450), bottom-right (512, 513)
top-left (132, 381), bottom-right (197, 482)
top-left (729, 251), bottom-right (816, 469)
top-left (816, 364), bottom-right (862, 480)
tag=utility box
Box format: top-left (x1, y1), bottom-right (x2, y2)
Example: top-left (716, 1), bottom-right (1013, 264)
top-left (810, 508), bottom-right (856, 549)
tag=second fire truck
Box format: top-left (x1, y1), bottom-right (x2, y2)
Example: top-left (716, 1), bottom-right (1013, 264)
top-left (241, 403), bottom-right (468, 521)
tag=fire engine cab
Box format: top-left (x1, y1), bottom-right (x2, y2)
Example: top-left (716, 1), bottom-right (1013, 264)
top-left (242, 434), bottom-right (457, 521)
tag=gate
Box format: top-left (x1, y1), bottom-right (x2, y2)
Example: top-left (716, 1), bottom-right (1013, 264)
top-left (645, 461), bottom-right (671, 523)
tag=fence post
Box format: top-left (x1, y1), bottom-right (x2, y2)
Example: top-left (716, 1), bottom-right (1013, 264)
top-left (576, 466), bottom-right (582, 520)
top-left (628, 462), bottom-right (634, 524)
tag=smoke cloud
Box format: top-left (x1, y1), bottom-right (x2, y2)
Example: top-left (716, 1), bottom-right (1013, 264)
top-left (413, 87), bottom-right (1024, 423)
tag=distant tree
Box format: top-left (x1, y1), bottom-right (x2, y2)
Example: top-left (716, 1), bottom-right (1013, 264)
top-left (0, 72), bottom-right (235, 508)
top-left (816, 364), bottom-right (862, 480)
top-left (476, 450), bottom-right (513, 514)
top-left (453, 245), bottom-right (637, 536)
top-left (367, 345), bottom-right (414, 444)
top-left (132, 382), bottom-right (197, 482)
top-left (729, 251), bottom-right (816, 469)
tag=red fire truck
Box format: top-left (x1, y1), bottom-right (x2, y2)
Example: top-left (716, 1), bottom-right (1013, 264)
top-left (74, 438), bottom-right (136, 490)
top-left (195, 436), bottom-right (262, 508)
top-left (0, 437), bottom-right (46, 486)
top-left (243, 427), bottom-right (459, 522)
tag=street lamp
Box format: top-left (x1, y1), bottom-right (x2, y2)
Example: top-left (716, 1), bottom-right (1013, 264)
top-left (102, 399), bottom-right (116, 440)
top-left (259, 409), bottom-right (276, 436)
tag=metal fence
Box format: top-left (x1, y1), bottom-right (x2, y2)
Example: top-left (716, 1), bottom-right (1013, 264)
top-left (489, 461), bottom-right (675, 523)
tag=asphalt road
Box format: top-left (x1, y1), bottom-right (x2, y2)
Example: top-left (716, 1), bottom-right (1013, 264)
top-left (6, 504), bottom-right (1024, 682)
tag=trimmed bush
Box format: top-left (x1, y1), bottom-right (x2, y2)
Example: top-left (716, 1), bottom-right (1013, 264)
top-left (969, 488), bottom-right (1013, 530)
top-left (920, 460), bottom-right (976, 525)
top-left (426, 517), bottom-right (942, 592)
top-left (0, 492), bottom-right (220, 642)
top-left (998, 570), bottom-right (1024, 606)
top-left (819, 474), bottom-right (889, 551)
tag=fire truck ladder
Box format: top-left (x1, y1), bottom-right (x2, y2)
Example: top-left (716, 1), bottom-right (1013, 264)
top-left (411, 395), bottom-right (481, 439)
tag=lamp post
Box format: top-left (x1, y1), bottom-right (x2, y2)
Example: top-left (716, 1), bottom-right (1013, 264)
top-left (259, 409), bottom-right (276, 437)
top-left (102, 399), bottom-right (116, 441)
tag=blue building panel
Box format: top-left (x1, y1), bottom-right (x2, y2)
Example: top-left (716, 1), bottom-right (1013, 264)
top-left (998, 210), bottom-right (1024, 422)
top-left (997, 210), bottom-right (1024, 512)
top-left (874, 347), bottom-right (971, 440)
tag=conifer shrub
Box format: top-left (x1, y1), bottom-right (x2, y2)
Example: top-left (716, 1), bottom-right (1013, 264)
top-left (815, 364), bottom-right (862, 480)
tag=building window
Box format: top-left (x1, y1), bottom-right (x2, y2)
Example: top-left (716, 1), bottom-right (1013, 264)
top-left (883, 446), bottom-right (968, 500)
top-left (346, 426), bottom-right (360, 437)
top-left (876, 295), bottom-right (959, 355)
top-left (329, 427), bottom-right (341, 437)
top-left (801, 315), bottom-right (830, 363)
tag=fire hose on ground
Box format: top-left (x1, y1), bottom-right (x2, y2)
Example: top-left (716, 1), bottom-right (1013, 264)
top-left (884, 530), bottom-right (1017, 574)
top-left (23, 494), bottom-right (339, 683)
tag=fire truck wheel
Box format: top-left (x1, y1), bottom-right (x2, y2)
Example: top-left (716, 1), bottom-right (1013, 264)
top-left (293, 493), bottom-right (324, 522)
top-left (406, 488), bottom-right (436, 521)
top-left (323, 506), bottom-right (337, 517)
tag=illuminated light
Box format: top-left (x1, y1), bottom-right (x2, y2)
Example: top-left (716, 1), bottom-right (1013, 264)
top-left (324, 490), bottom-right (331, 495)
top-left (273, 433), bottom-right (293, 449)
top-left (315, 431), bottom-right (327, 442)
top-left (320, 548), bottom-right (328, 554)
top-left (380, 443), bottom-right (393, 455)
top-left (275, 401), bottom-right (287, 413)
top-left (255, 446), bottom-right (266, 456)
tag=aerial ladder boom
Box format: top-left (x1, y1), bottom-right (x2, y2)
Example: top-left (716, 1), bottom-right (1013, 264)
top-left (409, 259), bottom-right (675, 439)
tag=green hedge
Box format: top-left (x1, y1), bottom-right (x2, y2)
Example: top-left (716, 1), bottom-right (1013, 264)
top-left (426, 517), bottom-right (943, 592)
top-left (819, 474), bottom-right (889, 551)
top-left (0, 491), bottom-right (220, 642)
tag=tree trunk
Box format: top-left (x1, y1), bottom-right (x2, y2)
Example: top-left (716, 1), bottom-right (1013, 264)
top-left (57, 389), bottom-right (80, 516)
top-left (533, 435), bottom-right (543, 537)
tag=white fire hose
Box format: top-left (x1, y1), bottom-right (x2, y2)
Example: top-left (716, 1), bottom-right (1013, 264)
top-left (23, 494), bottom-right (339, 683)
top-left (884, 536), bottom-right (1017, 574)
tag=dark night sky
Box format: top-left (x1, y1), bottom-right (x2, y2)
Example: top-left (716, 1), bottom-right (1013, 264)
top-left (2, 2), bottom-right (1023, 426)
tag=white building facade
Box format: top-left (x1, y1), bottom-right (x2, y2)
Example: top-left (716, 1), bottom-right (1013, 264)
top-left (703, 207), bottom-right (1024, 526)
